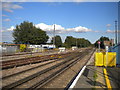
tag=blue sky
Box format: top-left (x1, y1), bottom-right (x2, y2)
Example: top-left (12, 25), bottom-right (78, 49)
top-left (2, 2), bottom-right (118, 43)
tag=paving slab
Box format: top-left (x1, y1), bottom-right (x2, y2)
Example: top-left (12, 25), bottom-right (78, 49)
top-left (106, 67), bottom-right (120, 89)
top-left (73, 51), bottom-right (107, 89)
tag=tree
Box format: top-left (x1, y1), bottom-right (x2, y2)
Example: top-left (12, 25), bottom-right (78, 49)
top-left (94, 36), bottom-right (109, 49)
top-left (13, 21), bottom-right (49, 44)
top-left (51, 35), bottom-right (62, 48)
top-left (64, 36), bottom-right (76, 48)
top-left (64, 36), bottom-right (91, 48)
top-left (77, 38), bottom-right (91, 48)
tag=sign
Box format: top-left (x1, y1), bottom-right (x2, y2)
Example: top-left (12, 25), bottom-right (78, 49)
top-left (110, 39), bottom-right (114, 44)
top-left (98, 41), bottom-right (101, 44)
top-left (104, 41), bottom-right (110, 46)
top-left (110, 39), bottom-right (114, 46)
top-left (105, 46), bottom-right (109, 52)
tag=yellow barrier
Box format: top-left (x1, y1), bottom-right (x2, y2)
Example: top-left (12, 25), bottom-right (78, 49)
top-left (104, 52), bottom-right (116, 67)
top-left (95, 52), bottom-right (116, 67)
top-left (95, 52), bottom-right (104, 66)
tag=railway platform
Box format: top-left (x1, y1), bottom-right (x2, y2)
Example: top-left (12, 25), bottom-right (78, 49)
top-left (69, 52), bottom-right (120, 89)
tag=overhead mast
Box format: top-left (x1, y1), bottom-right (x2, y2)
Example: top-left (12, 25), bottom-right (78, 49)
top-left (115, 20), bottom-right (118, 45)
top-left (53, 24), bottom-right (55, 48)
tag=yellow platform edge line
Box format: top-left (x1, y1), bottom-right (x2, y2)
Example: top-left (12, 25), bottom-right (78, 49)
top-left (103, 68), bottom-right (112, 90)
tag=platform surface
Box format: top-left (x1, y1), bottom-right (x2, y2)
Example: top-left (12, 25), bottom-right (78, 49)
top-left (72, 55), bottom-right (120, 89)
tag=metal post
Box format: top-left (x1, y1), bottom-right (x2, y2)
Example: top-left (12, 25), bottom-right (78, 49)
top-left (98, 41), bottom-right (101, 52)
top-left (115, 20), bottom-right (118, 45)
top-left (98, 44), bottom-right (100, 52)
top-left (76, 38), bottom-right (77, 48)
top-left (111, 39), bottom-right (113, 47)
top-left (53, 24), bottom-right (55, 48)
top-left (106, 46), bottom-right (109, 67)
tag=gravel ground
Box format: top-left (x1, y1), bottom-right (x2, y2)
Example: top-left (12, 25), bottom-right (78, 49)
top-left (1, 48), bottom-right (91, 89)
top-left (1, 50), bottom-right (59, 61)
top-left (41, 49), bottom-right (94, 88)
top-left (1, 48), bottom-right (84, 62)
top-left (2, 52), bottom-right (77, 78)
top-left (14, 56), bottom-right (78, 89)
top-left (2, 59), bottom-right (55, 77)
top-left (2, 51), bottom-right (81, 87)
top-left (2, 58), bottom-right (65, 87)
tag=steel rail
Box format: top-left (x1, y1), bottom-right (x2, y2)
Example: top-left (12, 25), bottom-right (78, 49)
top-left (2, 50), bottom-right (58, 57)
top-left (2, 52), bottom-right (81, 89)
top-left (28, 50), bottom-right (89, 89)
top-left (2, 52), bottom-right (75, 79)
top-left (2, 52), bottom-right (73, 69)
top-left (2, 59), bottom-right (56, 80)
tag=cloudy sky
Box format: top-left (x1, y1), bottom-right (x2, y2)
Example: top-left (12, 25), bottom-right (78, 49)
top-left (1, 1), bottom-right (119, 43)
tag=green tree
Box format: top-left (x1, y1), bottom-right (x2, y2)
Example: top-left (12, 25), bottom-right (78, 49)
top-left (51, 35), bottom-right (62, 48)
top-left (94, 36), bottom-right (109, 49)
top-left (77, 38), bottom-right (91, 48)
top-left (64, 36), bottom-right (76, 48)
top-left (13, 21), bottom-right (49, 44)
top-left (64, 36), bottom-right (91, 48)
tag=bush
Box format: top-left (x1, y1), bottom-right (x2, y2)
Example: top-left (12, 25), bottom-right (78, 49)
top-left (20, 44), bottom-right (26, 52)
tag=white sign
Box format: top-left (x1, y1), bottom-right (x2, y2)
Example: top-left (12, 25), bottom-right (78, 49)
top-left (59, 47), bottom-right (65, 52)
top-left (105, 46), bottom-right (109, 52)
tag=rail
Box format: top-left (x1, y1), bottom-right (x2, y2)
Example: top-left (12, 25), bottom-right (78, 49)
top-left (2, 48), bottom-right (92, 89)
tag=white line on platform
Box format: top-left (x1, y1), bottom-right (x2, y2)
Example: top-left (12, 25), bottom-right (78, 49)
top-left (68, 65), bottom-right (86, 89)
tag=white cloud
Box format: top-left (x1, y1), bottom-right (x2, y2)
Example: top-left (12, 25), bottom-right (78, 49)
top-left (66, 26), bottom-right (92, 33)
top-left (106, 24), bottom-right (111, 27)
top-left (2, 14), bottom-right (9, 17)
top-left (35, 23), bottom-right (92, 33)
top-left (1, 26), bottom-right (15, 32)
top-left (4, 9), bottom-right (13, 12)
top-left (3, 18), bottom-right (11, 21)
top-left (106, 30), bottom-right (120, 33)
top-left (2, 2), bottom-right (23, 12)
top-left (35, 23), bottom-right (65, 34)
top-left (106, 30), bottom-right (115, 33)
top-left (3, 23), bottom-right (95, 33)
top-left (7, 26), bottom-right (15, 31)
top-left (2, 2), bottom-right (23, 9)
top-left (2, 0), bottom-right (30, 1)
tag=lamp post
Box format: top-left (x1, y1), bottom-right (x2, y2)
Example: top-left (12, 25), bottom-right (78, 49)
top-left (115, 20), bottom-right (118, 45)
top-left (53, 24), bottom-right (55, 48)
top-left (76, 38), bottom-right (77, 48)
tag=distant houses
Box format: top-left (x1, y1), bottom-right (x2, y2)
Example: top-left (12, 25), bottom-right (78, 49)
top-left (0, 42), bottom-right (56, 55)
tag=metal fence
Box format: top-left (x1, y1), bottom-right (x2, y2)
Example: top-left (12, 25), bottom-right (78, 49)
top-left (1, 46), bottom-right (19, 55)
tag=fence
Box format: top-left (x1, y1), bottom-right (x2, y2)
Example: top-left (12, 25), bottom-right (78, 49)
top-left (2, 46), bottom-right (19, 55)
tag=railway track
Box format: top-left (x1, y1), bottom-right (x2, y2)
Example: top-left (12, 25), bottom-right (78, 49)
top-left (2, 52), bottom-right (78, 79)
top-left (2, 49), bottom-right (58, 57)
top-left (2, 48), bottom-right (93, 89)
top-left (1, 52), bottom-right (74, 69)
top-left (1, 50), bottom-right (59, 62)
